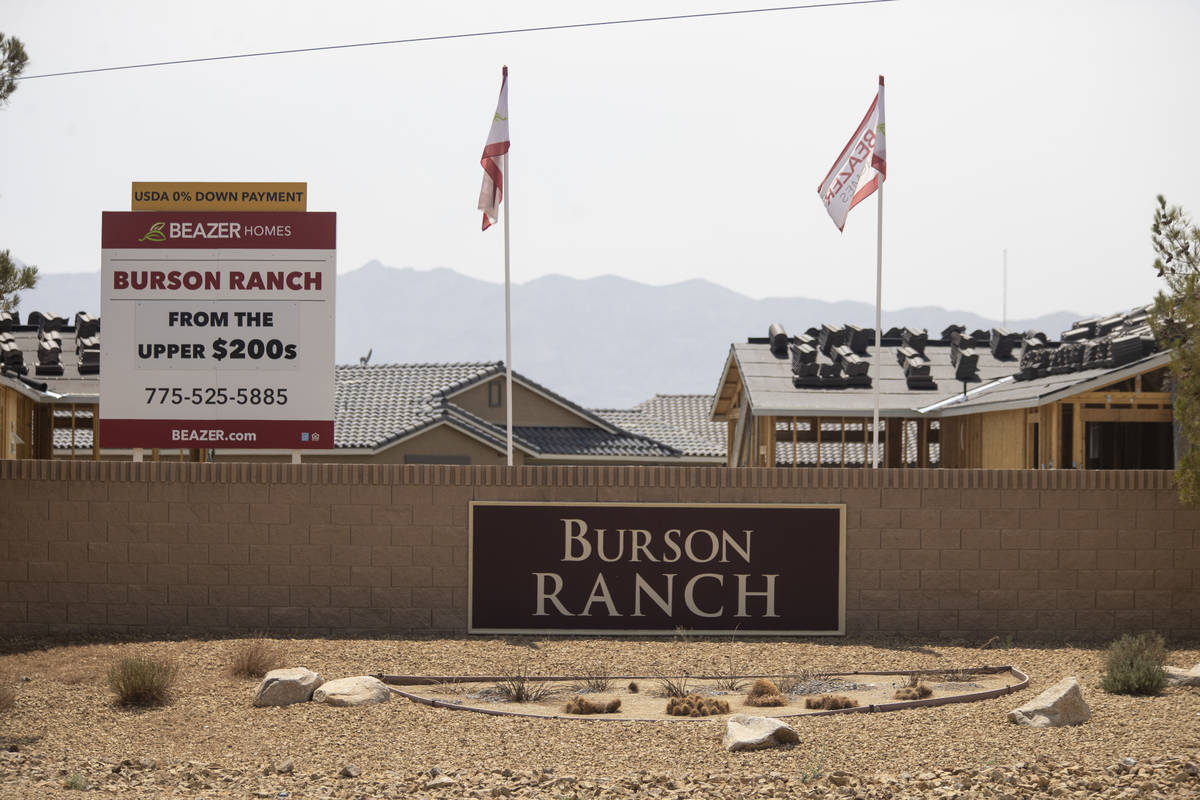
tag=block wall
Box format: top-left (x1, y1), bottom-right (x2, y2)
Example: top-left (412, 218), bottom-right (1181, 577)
top-left (0, 461), bottom-right (1195, 638)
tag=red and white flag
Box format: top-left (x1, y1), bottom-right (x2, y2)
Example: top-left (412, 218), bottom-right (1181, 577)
top-left (817, 76), bottom-right (886, 231)
top-left (478, 66), bottom-right (510, 231)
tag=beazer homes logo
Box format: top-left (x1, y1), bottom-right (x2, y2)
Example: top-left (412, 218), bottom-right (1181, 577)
top-left (137, 221), bottom-right (292, 241)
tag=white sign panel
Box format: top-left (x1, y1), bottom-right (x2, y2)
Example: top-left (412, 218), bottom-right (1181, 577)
top-left (100, 211), bottom-right (335, 449)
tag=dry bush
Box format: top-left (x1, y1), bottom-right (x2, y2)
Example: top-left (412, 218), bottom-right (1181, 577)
top-left (107, 656), bottom-right (178, 707)
top-left (1101, 632), bottom-right (1168, 696)
top-left (655, 674), bottom-right (690, 698)
top-left (229, 638), bottom-right (285, 678)
top-left (775, 669), bottom-right (817, 694)
top-left (744, 678), bottom-right (787, 707)
top-left (804, 694), bottom-right (859, 710)
top-left (563, 695), bottom-right (621, 714)
top-left (712, 656), bottom-right (749, 692)
top-left (666, 693), bottom-right (730, 717)
top-left (627, 681), bottom-right (639, 693)
top-left (893, 683), bottom-right (932, 701)
top-left (493, 664), bottom-right (557, 703)
top-left (571, 661), bottom-right (612, 693)
top-left (0, 683), bottom-right (15, 714)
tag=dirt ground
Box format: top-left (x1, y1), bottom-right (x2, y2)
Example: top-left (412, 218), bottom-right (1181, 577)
top-left (0, 634), bottom-right (1198, 798)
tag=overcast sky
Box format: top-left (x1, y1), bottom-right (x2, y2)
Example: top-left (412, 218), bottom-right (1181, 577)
top-left (3, 0), bottom-right (1198, 320)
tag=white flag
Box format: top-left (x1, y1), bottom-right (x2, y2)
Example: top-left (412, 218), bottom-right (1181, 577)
top-left (817, 76), bottom-right (886, 231)
top-left (478, 66), bottom-right (510, 231)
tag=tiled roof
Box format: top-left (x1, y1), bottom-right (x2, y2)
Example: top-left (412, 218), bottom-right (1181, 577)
top-left (0, 313), bottom-right (100, 400)
top-left (595, 395), bottom-right (725, 458)
top-left (718, 305), bottom-right (1163, 419)
top-left (513, 426), bottom-right (678, 458)
top-left (334, 362), bottom-right (499, 449)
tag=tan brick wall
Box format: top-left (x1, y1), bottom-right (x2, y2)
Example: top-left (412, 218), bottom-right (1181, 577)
top-left (0, 461), bottom-right (1195, 638)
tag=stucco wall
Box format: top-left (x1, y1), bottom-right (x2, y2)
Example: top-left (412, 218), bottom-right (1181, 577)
top-left (0, 461), bottom-right (1195, 638)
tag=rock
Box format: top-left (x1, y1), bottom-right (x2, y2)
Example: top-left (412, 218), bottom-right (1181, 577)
top-left (339, 764), bottom-right (361, 778)
top-left (425, 774), bottom-right (456, 789)
top-left (722, 715), bottom-right (801, 752)
top-left (275, 759), bottom-right (293, 775)
top-left (1007, 677), bottom-right (1090, 727)
top-left (312, 676), bottom-right (390, 707)
top-left (1164, 664), bottom-right (1200, 687)
top-left (252, 668), bottom-right (322, 708)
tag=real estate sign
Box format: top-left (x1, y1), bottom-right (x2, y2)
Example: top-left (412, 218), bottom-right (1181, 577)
top-left (99, 211), bottom-right (336, 449)
top-left (469, 502), bottom-right (846, 635)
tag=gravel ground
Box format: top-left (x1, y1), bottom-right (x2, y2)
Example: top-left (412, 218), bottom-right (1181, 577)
top-left (0, 635), bottom-right (1198, 798)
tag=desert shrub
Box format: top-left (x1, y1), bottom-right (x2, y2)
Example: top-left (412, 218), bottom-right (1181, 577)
top-left (492, 664), bottom-right (556, 703)
top-left (1100, 632), bottom-right (1168, 695)
top-left (107, 656), bottom-right (178, 707)
top-left (666, 693), bottom-right (730, 717)
top-left (563, 695), bottom-right (621, 714)
top-left (712, 656), bottom-right (749, 692)
top-left (775, 669), bottom-right (816, 694)
top-left (655, 674), bottom-right (690, 698)
top-left (893, 683), bottom-right (932, 701)
top-left (229, 638), bottom-right (285, 678)
top-left (571, 660), bottom-right (611, 693)
top-left (0, 683), bottom-right (15, 713)
top-left (64, 774), bottom-right (88, 791)
top-left (745, 678), bottom-right (787, 707)
top-left (627, 681), bottom-right (639, 693)
top-left (804, 694), bottom-right (858, 710)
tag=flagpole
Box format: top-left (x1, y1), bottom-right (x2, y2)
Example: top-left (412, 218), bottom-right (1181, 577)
top-left (872, 181), bottom-right (883, 468)
top-left (503, 151), bottom-right (513, 467)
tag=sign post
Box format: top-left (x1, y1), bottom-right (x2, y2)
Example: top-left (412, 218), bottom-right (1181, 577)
top-left (99, 210), bottom-right (335, 450)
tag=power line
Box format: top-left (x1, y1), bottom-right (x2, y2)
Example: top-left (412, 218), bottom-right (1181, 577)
top-left (18, 0), bottom-right (898, 81)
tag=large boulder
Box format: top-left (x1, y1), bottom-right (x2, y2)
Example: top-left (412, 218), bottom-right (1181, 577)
top-left (312, 676), bottom-right (391, 707)
top-left (253, 668), bottom-right (322, 707)
top-left (723, 714), bottom-right (800, 752)
top-left (1007, 677), bottom-right (1090, 727)
top-left (1164, 664), bottom-right (1200, 687)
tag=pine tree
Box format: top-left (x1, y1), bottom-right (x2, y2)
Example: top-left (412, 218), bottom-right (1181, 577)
top-left (0, 250), bottom-right (38, 313)
top-left (0, 33), bottom-right (28, 106)
top-left (1148, 195), bottom-right (1200, 505)
top-left (0, 35), bottom-right (37, 310)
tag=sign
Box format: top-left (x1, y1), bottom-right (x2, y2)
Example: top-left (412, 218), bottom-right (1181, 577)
top-left (468, 502), bottom-right (845, 635)
top-left (132, 182), bottom-right (307, 211)
top-left (99, 211), bottom-right (335, 449)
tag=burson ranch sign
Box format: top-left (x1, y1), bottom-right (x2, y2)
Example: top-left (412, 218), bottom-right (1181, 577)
top-left (468, 503), bottom-right (845, 635)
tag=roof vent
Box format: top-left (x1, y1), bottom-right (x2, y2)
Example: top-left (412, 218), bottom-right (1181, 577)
top-left (768, 323), bottom-right (789, 357)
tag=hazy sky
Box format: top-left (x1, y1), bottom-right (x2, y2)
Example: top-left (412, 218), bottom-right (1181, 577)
top-left (3, 0), bottom-right (1198, 319)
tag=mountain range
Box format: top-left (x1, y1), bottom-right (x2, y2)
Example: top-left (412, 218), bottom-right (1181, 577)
top-left (15, 262), bottom-right (1082, 408)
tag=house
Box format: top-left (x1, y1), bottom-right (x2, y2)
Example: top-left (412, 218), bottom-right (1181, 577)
top-left (710, 305), bottom-right (1174, 470)
top-left (0, 309), bottom-right (721, 465)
